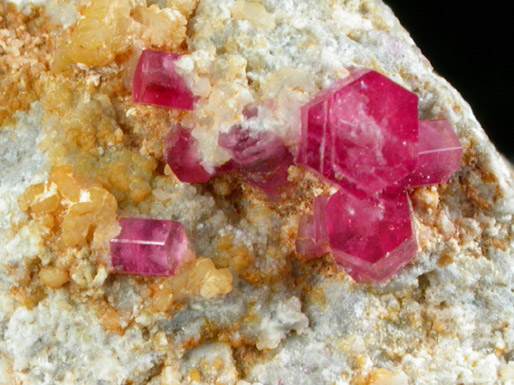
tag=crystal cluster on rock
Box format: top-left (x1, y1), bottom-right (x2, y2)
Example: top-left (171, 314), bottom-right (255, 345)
top-left (296, 69), bottom-right (462, 282)
top-left (133, 49), bottom-right (196, 110)
top-left (110, 218), bottom-right (191, 276)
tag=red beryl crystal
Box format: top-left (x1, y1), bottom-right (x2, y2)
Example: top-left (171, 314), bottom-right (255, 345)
top-left (326, 189), bottom-right (418, 282)
top-left (132, 50), bottom-right (196, 110)
top-left (219, 125), bottom-right (293, 199)
top-left (402, 120), bottom-right (463, 187)
top-left (111, 218), bottom-right (191, 276)
top-left (165, 125), bottom-right (212, 184)
top-left (298, 69), bottom-right (419, 194)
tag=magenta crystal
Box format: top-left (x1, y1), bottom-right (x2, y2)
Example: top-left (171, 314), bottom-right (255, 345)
top-left (296, 195), bottom-right (330, 258)
top-left (219, 125), bottom-right (293, 199)
top-left (326, 188), bottom-right (418, 282)
top-left (132, 50), bottom-right (196, 110)
top-left (298, 69), bottom-right (419, 194)
top-left (110, 218), bottom-right (191, 276)
top-left (402, 120), bottom-right (463, 187)
top-left (165, 125), bottom-right (212, 184)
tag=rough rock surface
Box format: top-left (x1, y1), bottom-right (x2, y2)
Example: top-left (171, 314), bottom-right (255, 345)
top-left (1, 0), bottom-right (514, 384)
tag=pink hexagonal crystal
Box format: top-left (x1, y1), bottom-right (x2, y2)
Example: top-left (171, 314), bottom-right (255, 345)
top-left (402, 120), bottom-right (463, 187)
top-left (133, 50), bottom-right (196, 110)
top-left (326, 188), bottom-right (418, 282)
top-left (218, 125), bottom-right (293, 199)
top-left (110, 218), bottom-right (192, 276)
top-left (298, 69), bottom-right (419, 194)
top-left (165, 125), bottom-right (212, 184)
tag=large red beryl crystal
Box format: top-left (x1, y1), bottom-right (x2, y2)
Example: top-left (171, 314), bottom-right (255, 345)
top-left (218, 125), bottom-right (293, 199)
top-left (402, 120), bottom-right (463, 187)
top-left (133, 50), bottom-right (196, 110)
top-left (110, 218), bottom-right (192, 276)
top-left (298, 69), bottom-right (419, 194)
top-left (165, 125), bottom-right (212, 184)
top-left (326, 188), bottom-right (418, 282)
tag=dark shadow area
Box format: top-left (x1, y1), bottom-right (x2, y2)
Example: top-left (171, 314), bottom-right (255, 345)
top-left (386, 0), bottom-right (513, 159)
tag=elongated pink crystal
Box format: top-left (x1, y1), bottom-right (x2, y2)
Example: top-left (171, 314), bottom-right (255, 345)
top-left (219, 125), bottom-right (293, 199)
top-left (165, 125), bottom-right (212, 184)
top-left (298, 69), bottom-right (419, 194)
top-left (326, 189), bottom-right (418, 282)
top-left (132, 50), bottom-right (196, 110)
top-left (110, 218), bottom-right (192, 276)
top-left (402, 120), bottom-right (463, 187)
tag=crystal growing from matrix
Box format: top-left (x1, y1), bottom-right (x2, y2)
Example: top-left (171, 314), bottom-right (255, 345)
top-left (297, 69), bottom-right (419, 194)
top-left (132, 50), bottom-right (196, 110)
top-left (296, 68), bottom-right (462, 282)
top-left (111, 218), bottom-right (192, 276)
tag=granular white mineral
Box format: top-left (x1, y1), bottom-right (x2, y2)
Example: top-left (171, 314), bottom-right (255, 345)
top-left (1, 0), bottom-right (514, 384)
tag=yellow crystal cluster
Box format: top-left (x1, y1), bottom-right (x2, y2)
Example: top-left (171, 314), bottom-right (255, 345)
top-left (19, 166), bottom-right (120, 251)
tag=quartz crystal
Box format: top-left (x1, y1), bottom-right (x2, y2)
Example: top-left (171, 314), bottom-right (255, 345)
top-left (296, 195), bottom-right (330, 258)
top-left (326, 188), bottom-right (418, 282)
top-left (298, 69), bottom-right (419, 194)
top-left (219, 125), bottom-right (293, 199)
top-left (402, 120), bottom-right (463, 187)
top-left (132, 50), bottom-right (195, 110)
top-left (165, 125), bottom-right (212, 184)
top-left (110, 218), bottom-right (191, 276)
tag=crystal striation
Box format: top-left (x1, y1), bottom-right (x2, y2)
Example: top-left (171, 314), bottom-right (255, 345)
top-left (298, 69), bottom-right (419, 194)
top-left (297, 69), bottom-right (462, 282)
top-left (132, 50), bottom-right (196, 110)
top-left (110, 218), bottom-right (191, 276)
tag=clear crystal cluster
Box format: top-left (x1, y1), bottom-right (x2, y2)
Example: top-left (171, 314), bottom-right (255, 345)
top-left (128, 50), bottom-right (462, 282)
top-left (296, 69), bottom-right (462, 282)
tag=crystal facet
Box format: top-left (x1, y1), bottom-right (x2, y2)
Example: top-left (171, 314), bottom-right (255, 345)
top-left (298, 69), bottom-right (419, 194)
top-left (133, 50), bottom-right (196, 110)
top-left (219, 125), bottom-right (293, 199)
top-left (326, 189), bottom-right (418, 282)
top-left (110, 218), bottom-right (191, 276)
top-left (296, 195), bottom-right (330, 258)
top-left (165, 125), bottom-right (212, 184)
top-left (402, 120), bottom-right (463, 187)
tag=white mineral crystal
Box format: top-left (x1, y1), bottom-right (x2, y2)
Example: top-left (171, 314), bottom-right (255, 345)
top-left (1, 0), bottom-right (513, 384)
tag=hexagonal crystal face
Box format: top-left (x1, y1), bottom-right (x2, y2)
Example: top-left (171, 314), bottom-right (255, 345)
top-left (326, 188), bottom-right (418, 282)
top-left (298, 69), bottom-right (419, 194)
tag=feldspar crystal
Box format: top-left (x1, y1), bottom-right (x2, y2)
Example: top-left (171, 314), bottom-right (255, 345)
top-left (402, 120), bottom-right (463, 187)
top-left (110, 218), bottom-right (191, 276)
top-left (326, 188), bottom-right (418, 282)
top-left (218, 125), bottom-right (293, 199)
top-left (132, 50), bottom-right (196, 110)
top-left (165, 125), bottom-right (212, 184)
top-left (297, 68), bottom-right (419, 194)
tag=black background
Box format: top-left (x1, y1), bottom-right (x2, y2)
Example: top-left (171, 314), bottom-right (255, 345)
top-left (385, 1), bottom-right (513, 159)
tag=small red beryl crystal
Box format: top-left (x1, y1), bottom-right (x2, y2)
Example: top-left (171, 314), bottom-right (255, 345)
top-left (133, 50), bottom-right (196, 110)
top-left (111, 218), bottom-right (192, 276)
top-left (165, 125), bottom-right (212, 184)
top-left (296, 68), bottom-right (462, 283)
top-left (218, 125), bottom-right (293, 199)
top-left (326, 188), bottom-right (418, 282)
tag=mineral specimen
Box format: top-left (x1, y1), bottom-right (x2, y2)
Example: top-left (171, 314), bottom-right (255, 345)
top-left (110, 218), bottom-right (192, 275)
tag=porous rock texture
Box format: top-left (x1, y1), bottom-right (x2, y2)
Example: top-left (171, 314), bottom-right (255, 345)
top-left (1, 0), bottom-right (514, 384)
